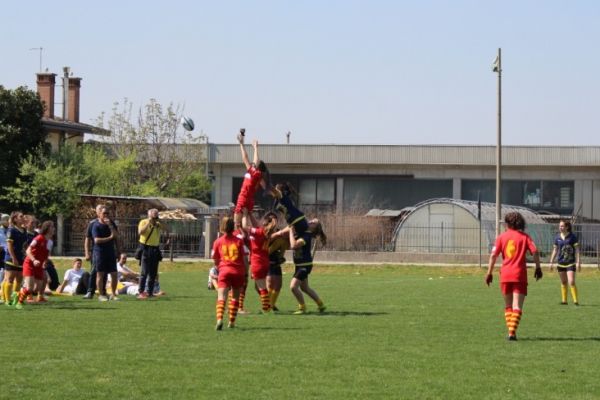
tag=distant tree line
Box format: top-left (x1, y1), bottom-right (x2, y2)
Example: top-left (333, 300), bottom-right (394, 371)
top-left (0, 86), bottom-right (211, 218)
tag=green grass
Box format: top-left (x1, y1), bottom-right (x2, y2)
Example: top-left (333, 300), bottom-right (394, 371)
top-left (3, 261), bottom-right (600, 399)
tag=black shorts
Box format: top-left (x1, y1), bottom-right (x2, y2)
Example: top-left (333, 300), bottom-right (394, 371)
top-left (4, 262), bottom-right (23, 272)
top-left (268, 264), bottom-right (282, 277)
top-left (557, 265), bottom-right (576, 272)
top-left (293, 264), bottom-right (312, 281)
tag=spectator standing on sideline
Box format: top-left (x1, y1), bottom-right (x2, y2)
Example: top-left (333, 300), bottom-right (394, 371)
top-left (137, 209), bottom-right (169, 299)
top-left (84, 205), bottom-right (105, 299)
top-left (0, 214), bottom-right (9, 302)
top-left (91, 206), bottom-right (120, 301)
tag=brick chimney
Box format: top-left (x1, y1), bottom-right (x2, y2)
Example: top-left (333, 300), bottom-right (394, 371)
top-left (68, 77), bottom-right (82, 122)
top-left (36, 73), bottom-right (56, 118)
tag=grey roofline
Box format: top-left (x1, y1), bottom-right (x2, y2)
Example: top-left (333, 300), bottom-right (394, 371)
top-left (207, 144), bottom-right (600, 167)
top-left (42, 118), bottom-right (111, 136)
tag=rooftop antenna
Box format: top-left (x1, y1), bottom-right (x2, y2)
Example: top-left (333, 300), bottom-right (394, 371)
top-left (29, 47), bottom-right (44, 72)
top-left (286, 131), bottom-right (291, 144)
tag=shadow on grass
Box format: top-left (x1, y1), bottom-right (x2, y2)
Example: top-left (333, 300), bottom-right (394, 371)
top-left (521, 336), bottom-right (600, 342)
top-left (14, 303), bottom-right (119, 311)
top-left (234, 326), bottom-right (304, 331)
top-left (274, 311), bottom-right (388, 317)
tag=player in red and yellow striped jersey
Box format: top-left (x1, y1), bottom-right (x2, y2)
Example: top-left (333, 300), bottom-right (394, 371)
top-left (485, 212), bottom-right (542, 341)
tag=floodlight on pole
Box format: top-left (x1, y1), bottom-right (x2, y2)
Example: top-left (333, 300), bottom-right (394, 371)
top-left (29, 47), bottom-right (43, 72)
top-left (492, 48), bottom-right (502, 236)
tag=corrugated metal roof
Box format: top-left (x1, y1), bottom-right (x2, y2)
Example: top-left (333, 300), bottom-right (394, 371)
top-left (365, 208), bottom-right (413, 217)
top-left (79, 194), bottom-right (209, 211)
top-left (409, 198), bottom-right (547, 224)
top-left (209, 144), bottom-right (600, 167)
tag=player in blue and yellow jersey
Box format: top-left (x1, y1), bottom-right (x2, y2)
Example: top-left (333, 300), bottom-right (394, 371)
top-left (549, 220), bottom-right (581, 305)
top-left (287, 219), bottom-right (327, 315)
top-left (2, 212), bottom-right (28, 305)
top-left (272, 182), bottom-right (309, 236)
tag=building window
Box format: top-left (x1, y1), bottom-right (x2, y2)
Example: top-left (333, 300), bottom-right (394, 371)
top-left (344, 178), bottom-right (452, 211)
top-left (461, 179), bottom-right (574, 213)
top-left (299, 178), bottom-right (335, 207)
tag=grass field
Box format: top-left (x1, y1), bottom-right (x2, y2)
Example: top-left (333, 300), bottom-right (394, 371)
top-left (2, 260), bottom-right (600, 400)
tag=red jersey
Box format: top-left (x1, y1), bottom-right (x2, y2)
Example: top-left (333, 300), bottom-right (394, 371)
top-left (212, 234), bottom-right (245, 274)
top-left (491, 229), bottom-right (537, 284)
top-left (23, 234), bottom-right (49, 270)
top-left (249, 227), bottom-right (269, 268)
top-left (235, 166), bottom-right (262, 213)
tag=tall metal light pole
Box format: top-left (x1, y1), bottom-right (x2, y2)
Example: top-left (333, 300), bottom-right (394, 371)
top-left (492, 48), bottom-right (502, 235)
top-left (29, 47), bottom-right (43, 72)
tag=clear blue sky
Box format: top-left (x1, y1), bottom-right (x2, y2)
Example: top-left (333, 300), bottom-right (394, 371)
top-left (2, 1), bottom-right (599, 145)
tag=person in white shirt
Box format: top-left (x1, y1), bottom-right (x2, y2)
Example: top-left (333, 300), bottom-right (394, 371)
top-left (116, 253), bottom-right (139, 283)
top-left (57, 258), bottom-right (90, 295)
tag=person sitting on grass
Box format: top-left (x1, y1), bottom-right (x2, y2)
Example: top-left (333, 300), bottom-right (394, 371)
top-left (43, 258), bottom-right (60, 295)
top-left (208, 266), bottom-right (218, 290)
top-left (57, 258), bottom-right (90, 295)
top-left (117, 253), bottom-right (140, 283)
top-left (485, 211), bottom-right (543, 341)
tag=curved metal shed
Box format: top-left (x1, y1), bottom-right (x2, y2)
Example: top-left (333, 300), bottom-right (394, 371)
top-left (393, 198), bottom-right (553, 254)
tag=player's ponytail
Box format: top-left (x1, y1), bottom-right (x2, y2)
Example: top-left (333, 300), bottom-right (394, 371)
top-left (309, 219), bottom-right (327, 246)
top-left (220, 216), bottom-right (235, 235)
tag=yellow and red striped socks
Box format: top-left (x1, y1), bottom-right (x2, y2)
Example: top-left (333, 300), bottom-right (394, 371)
top-left (504, 307), bottom-right (513, 330)
top-left (238, 284), bottom-right (247, 311)
top-left (216, 299), bottom-right (225, 322)
top-left (259, 288), bottom-right (271, 312)
top-left (17, 288), bottom-right (30, 305)
top-left (229, 299), bottom-right (240, 326)
top-left (508, 308), bottom-right (522, 337)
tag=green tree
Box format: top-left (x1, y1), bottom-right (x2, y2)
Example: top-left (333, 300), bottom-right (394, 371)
top-left (1, 144), bottom-right (137, 218)
top-left (95, 98), bottom-right (211, 202)
top-left (0, 85), bottom-right (46, 209)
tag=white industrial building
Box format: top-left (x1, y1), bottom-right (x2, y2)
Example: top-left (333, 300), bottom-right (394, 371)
top-left (208, 144), bottom-right (600, 221)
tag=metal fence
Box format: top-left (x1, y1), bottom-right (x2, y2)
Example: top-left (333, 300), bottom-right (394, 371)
top-left (393, 222), bottom-right (600, 261)
top-left (63, 217), bottom-right (207, 257)
top-left (62, 216), bottom-right (600, 263)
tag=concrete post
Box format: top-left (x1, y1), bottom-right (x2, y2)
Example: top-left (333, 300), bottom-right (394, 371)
top-left (56, 213), bottom-right (64, 255)
top-left (203, 216), bottom-right (219, 258)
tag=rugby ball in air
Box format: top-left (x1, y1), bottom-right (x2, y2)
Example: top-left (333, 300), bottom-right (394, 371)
top-left (181, 116), bottom-right (195, 131)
